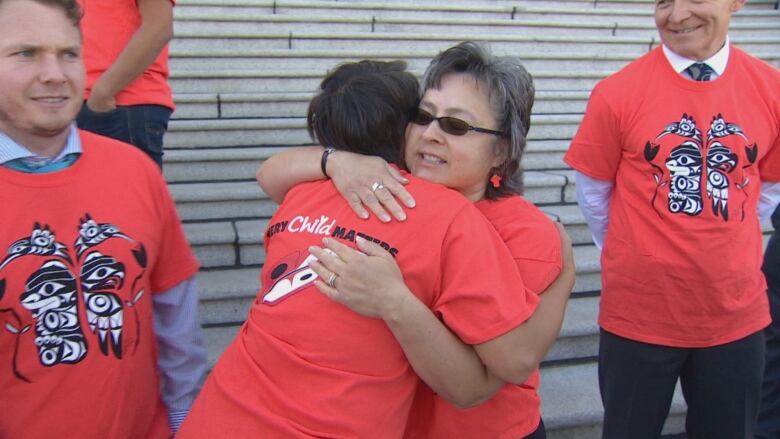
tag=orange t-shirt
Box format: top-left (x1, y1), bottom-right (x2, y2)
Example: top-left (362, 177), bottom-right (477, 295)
top-left (565, 46), bottom-right (780, 347)
top-left (405, 195), bottom-right (562, 439)
top-left (178, 176), bottom-right (539, 439)
top-left (0, 131), bottom-right (199, 438)
top-left (78, 0), bottom-right (175, 109)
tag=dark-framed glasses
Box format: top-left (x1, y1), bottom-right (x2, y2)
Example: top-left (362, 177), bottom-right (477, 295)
top-left (411, 108), bottom-right (504, 137)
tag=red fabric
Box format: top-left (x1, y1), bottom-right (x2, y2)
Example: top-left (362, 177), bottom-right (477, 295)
top-left (78, 0), bottom-right (175, 109)
top-left (0, 131), bottom-right (198, 438)
top-left (406, 195), bottom-right (562, 439)
top-left (179, 176), bottom-right (538, 439)
top-left (565, 46), bottom-right (780, 347)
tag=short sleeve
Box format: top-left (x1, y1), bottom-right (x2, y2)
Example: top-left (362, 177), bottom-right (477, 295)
top-left (759, 130), bottom-right (780, 182)
top-left (432, 205), bottom-right (539, 345)
top-left (564, 85), bottom-right (623, 181)
top-left (148, 175), bottom-right (199, 294)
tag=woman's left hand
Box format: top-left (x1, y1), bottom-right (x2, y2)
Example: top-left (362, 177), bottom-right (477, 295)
top-left (308, 236), bottom-right (411, 319)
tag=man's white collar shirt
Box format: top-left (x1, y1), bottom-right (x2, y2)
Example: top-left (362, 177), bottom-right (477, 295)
top-left (662, 37), bottom-right (730, 80)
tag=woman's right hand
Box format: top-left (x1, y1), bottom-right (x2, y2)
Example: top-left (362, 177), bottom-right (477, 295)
top-left (328, 151), bottom-right (416, 222)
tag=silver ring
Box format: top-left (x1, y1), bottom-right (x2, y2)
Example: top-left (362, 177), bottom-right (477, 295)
top-left (370, 181), bottom-right (385, 193)
top-left (327, 273), bottom-right (338, 288)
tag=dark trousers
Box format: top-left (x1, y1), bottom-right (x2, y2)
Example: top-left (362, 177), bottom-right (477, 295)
top-left (76, 103), bottom-right (172, 168)
top-left (524, 418), bottom-right (546, 439)
top-left (757, 229), bottom-right (780, 439)
top-left (599, 329), bottom-right (765, 439)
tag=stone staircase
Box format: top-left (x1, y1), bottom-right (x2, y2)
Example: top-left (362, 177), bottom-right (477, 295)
top-left (166, 1), bottom-right (780, 437)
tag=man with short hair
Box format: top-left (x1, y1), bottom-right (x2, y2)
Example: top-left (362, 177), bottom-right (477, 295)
top-left (0, 0), bottom-right (206, 437)
top-left (565, 0), bottom-right (780, 437)
top-left (75, 0), bottom-right (174, 168)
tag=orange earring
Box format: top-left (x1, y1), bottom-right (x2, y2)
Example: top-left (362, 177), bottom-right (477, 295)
top-left (490, 174), bottom-right (502, 188)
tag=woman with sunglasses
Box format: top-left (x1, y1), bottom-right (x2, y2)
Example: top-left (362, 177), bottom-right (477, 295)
top-left (257, 42), bottom-right (571, 439)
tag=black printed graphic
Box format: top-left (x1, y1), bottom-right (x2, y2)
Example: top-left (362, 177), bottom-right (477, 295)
top-left (0, 215), bottom-right (147, 382)
top-left (644, 113), bottom-right (758, 222)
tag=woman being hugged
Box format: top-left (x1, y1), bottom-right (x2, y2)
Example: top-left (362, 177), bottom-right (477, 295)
top-left (259, 42), bottom-right (572, 438)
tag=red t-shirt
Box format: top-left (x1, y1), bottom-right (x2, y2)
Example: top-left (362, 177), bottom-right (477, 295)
top-left (78, 0), bottom-right (175, 109)
top-left (565, 46), bottom-right (780, 347)
top-left (405, 195), bottom-right (562, 439)
top-left (0, 131), bottom-right (199, 438)
top-left (178, 176), bottom-right (539, 439)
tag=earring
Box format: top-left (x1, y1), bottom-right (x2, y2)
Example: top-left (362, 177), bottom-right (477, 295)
top-left (490, 174), bottom-right (502, 188)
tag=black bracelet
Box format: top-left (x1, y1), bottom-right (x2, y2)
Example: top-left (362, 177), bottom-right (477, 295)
top-left (321, 147), bottom-right (335, 178)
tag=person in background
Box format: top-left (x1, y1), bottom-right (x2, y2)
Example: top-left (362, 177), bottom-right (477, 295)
top-left (0, 0), bottom-right (206, 436)
top-left (75, 0), bottom-right (174, 168)
top-left (256, 42), bottom-right (573, 439)
top-left (564, 0), bottom-right (780, 437)
top-left (757, 204), bottom-right (780, 439)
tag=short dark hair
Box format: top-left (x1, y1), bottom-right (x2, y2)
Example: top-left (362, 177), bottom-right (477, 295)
top-left (0, 0), bottom-right (82, 27)
top-left (422, 41), bottom-right (535, 199)
top-left (307, 60), bottom-right (419, 167)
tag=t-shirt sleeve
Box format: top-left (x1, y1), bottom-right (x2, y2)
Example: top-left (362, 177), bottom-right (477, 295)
top-left (505, 220), bottom-right (562, 296)
top-left (148, 173), bottom-right (200, 294)
top-left (564, 84), bottom-right (623, 181)
top-left (759, 128), bottom-right (780, 182)
top-left (431, 205), bottom-right (539, 345)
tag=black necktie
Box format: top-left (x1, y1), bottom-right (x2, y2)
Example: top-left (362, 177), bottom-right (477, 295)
top-left (684, 62), bottom-right (715, 81)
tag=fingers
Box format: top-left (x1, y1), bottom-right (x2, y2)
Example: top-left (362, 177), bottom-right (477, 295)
top-left (386, 166), bottom-right (416, 209)
top-left (360, 188), bottom-right (393, 223)
top-left (321, 237), bottom-right (366, 262)
top-left (345, 191), bottom-right (370, 220)
top-left (355, 236), bottom-right (390, 258)
top-left (308, 245), bottom-right (346, 274)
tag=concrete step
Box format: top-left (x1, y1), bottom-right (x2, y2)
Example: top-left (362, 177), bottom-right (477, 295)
top-left (164, 114), bottom-right (583, 149)
top-left (170, 28), bottom-right (780, 56)
top-left (173, 12), bottom-right (779, 39)
top-left (174, 0), bottom-right (777, 25)
top-left (540, 361), bottom-right (687, 438)
top-left (168, 48), bottom-right (645, 73)
top-left (169, 68), bottom-right (616, 94)
top-left (162, 140), bottom-right (571, 183)
top-left (198, 270), bottom-right (603, 354)
top-left (172, 90), bottom-right (589, 120)
top-left (172, 90), bottom-right (586, 120)
top-left (171, 168), bottom-right (576, 223)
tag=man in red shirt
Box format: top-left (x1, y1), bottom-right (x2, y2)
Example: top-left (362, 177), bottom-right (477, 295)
top-left (565, 1), bottom-right (780, 437)
top-left (0, 1), bottom-right (205, 436)
top-left (75, 0), bottom-right (174, 167)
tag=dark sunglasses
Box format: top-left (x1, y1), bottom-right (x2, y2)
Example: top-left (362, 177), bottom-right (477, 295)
top-left (411, 108), bottom-right (504, 137)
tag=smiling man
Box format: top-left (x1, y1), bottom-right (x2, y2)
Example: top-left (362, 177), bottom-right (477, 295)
top-left (0, 0), bottom-right (206, 437)
top-left (564, 0), bottom-right (780, 438)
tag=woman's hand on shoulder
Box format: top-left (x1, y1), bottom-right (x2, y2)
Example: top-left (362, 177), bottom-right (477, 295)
top-left (328, 152), bottom-right (416, 223)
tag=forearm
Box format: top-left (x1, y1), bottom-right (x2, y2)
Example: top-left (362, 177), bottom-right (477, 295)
top-left (91, 0), bottom-right (173, 101)
top-left (575, 171), bottom-right (613, 249)
top-left (256, 146), bottom-right (326, 202)
top-left (382, 286), bottom-right (504, 408)
top-left (475, 261), bottom-right (574, 384)
top-left (153, 276), bottom-right (208, 433)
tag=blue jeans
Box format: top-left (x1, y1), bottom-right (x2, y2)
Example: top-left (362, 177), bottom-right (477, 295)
top-left (757, 219), bottom-right (780, 439)
top-left (76, 103), bottom-right (171, 168)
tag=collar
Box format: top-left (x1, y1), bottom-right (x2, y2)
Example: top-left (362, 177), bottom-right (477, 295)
top-left (662, 37), bottom-right (730, 80)
top-left (0, 124), bottom-right (82, 165)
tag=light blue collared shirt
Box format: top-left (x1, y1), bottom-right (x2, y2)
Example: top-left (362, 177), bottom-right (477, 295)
top-left (0, 123), bottom-right (82, 166)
